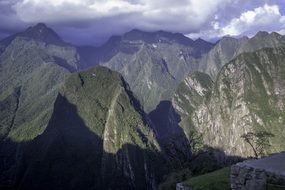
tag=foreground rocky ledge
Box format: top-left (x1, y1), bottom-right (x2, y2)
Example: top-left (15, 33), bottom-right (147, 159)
top-left (230, 152), bottom-right (285, 190)
top-left (176, 182), bottom-right (192, 190)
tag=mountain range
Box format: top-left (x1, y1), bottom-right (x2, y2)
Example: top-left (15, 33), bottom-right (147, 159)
top-left (0, 23), bottom-right (284, 189)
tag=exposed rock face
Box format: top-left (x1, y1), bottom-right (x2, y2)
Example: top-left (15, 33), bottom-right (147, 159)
top-left (176, 183), bottom-right (192, 190)
top-left (230, 152), bottom-right (285, 190)
top-left (173, 47), bottom-right (285, 157)
top-left (200, 31), bottom-right (285, 79)
top-left (172, 72), bottom-right (213, 139)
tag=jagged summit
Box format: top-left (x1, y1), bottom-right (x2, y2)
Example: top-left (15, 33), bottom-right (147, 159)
top-left (28, 22), bottom-right (48, 30)
top-left (270, 31), bottom-right (283, 37)
top-left (194, 37), bottom-right (207, 43)
top-left (22, 23), bottom-right (66, 45)
top-left (214, 36), bottom-right (239, 45)
top-left (193, 37), bottom-right (215, 49)
top-left (122, 29), bottom-right (196, 45)
top-left (0, 23), bottom-right (67, 47)
top-left (254, 31), bottom-right (269, 38)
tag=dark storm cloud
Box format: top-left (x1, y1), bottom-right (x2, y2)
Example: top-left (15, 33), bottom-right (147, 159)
top-left (0, 0), bottom-right (285, 45)
top-left (0, 0), bottom-right (28, 39)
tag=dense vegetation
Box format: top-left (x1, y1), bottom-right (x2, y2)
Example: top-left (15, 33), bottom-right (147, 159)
top-left (183, 167), bottom-right (231, 190)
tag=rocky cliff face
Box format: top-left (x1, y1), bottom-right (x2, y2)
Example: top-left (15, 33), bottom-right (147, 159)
top-left (174, 47), bottom-right (285, 157)
top-left (200, 31), bottom-right (285, 79)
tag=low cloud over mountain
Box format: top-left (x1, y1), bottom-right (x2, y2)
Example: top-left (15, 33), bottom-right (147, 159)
top-left (0, 0), bottom-right (285, 45)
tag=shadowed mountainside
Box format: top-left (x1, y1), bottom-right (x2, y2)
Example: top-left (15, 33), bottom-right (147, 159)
top-left (0, 66), bottom-right (166, 190)
top-left (149, 101), bottom-right (192, 168)
top-left (0, 94), bottom-right (164, 190)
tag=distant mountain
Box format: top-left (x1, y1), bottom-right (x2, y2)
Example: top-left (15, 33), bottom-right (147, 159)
top-left (0, 66), bottom-right (162, 190)
top-left (0, 23), bottom-right (67, 56)
top-left (20, 23), bottom-right (66, 45)
top-left (78, 29), bottom-right (214, 112)
top-left (200, 31), bottom-right (285, 79)
top-left (0, 23), bottom-right (81, 143)
top-left (173, 47), bottom-right (285, 157)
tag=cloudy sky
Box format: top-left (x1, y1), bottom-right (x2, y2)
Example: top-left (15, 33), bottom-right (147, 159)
top-left (0, 0), bottom-right (285, 45)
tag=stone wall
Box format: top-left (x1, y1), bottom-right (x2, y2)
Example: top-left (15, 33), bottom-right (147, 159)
top-left (230, 163), bottom-right (285, 190)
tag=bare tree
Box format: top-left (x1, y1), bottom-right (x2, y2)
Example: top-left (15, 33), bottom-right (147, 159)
top-left (241, 131), bottom-right (274, 158)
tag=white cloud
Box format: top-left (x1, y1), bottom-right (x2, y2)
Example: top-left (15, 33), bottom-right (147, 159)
top-left (221, 4), bottom-right (285, 36)
top-left (13, 0), bottom-right (234, 32)
top-left (14, 0), bottom-right (145, 22)
top-left (3, 0), bottom-right (285, 45)
top-left (186, 3), bottom-right (285, 41)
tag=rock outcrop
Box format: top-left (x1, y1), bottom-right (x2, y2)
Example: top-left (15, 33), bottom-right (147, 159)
top-left (176, 183), bottom-right (192, 190)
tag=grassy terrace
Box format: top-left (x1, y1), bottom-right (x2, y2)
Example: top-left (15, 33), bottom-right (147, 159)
top-left (183, 167), bottom-right (231, 190)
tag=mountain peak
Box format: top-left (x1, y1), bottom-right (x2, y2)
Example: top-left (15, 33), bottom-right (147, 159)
top-left (214, 36), bottom-right (239, 47)
top-left (220, 35), bottom-right (238, 41)
top-left (0, 23), bottom-right (68, 48)
top-left (122, 29), bottom-right (196, 46)
top-left (126, 29), bottom-right (144, 34)
top-left (31, 23), bottom-right (48, 30)
top-left (270, 31), bottom-right (283, 38)
top-left (22, 23), bottom-right (65, 45)
top-left (194, 37), bottom-right (213, 45)
top-left (193, 37), bottom-right (214, 51)
top-left (254, 31), bottom-right (269, 38)
top-left (123, 29), bottom-right (154, 41)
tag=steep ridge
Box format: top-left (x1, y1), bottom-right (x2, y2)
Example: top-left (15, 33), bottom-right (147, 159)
top-left (200, 31), bottom-right (285, 79)
top-left (0, 66), bottom-right (163, 190)
top-left (173, 47), bottom-right (285, 157)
